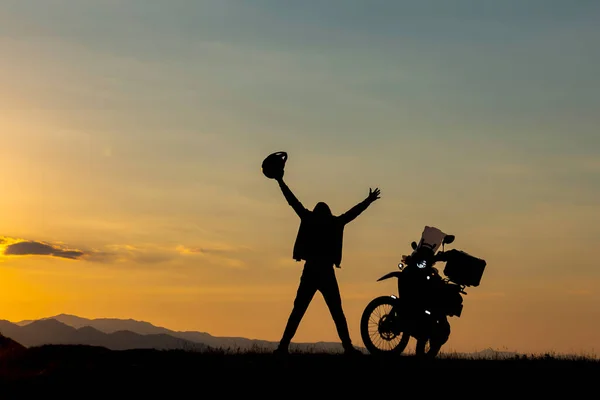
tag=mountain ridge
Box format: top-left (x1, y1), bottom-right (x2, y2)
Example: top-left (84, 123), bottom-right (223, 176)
top-left (0, 318), bottom-right (208, 351)
top-left (8, 314), bottom-right (520, 357)
top-left (6, 314), bottom-right (352, 353)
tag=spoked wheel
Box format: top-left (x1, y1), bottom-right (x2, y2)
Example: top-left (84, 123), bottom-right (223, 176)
top-left (360, 296), bottom-right (410, 355)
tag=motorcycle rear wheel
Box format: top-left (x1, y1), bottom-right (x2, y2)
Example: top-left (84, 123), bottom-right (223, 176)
top-left (360, 296), bottom-right (410, 355)
top-left (415, 318), bottom-right (450, 358)
top-left (415, 339), bottom-right (442, 358)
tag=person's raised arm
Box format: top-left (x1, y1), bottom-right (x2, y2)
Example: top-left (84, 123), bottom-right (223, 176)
top-left (339, 187), bottom-right (381, 225)
top-left (276, 177), bottom-right (309, 219)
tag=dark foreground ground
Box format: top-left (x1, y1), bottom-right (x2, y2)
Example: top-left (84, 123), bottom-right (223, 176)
top-left (1, 345), bottom-right (599, 397)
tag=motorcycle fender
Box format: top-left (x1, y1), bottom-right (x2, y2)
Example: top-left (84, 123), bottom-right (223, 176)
top-left (377, 271), bottom-right (403, 282)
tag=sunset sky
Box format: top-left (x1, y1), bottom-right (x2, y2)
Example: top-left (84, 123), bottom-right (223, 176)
top-left (1, 0), bottom-right (599, 355)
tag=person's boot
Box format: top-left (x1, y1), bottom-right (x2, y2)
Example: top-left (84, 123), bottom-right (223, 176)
top-left (273, 342), bottom-right (289, 356)
top-left (343, 344), bottom-right (363, 356)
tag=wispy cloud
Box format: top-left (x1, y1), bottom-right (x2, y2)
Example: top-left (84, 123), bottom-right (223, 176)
top-left (83, 244), bottom-right (179, 265)
top-left (0, 235), bottom-right (251, 269)
top-left (176, 242), bottom-right (251, 269)
top-left (176, 242), bottom-right (251, 255)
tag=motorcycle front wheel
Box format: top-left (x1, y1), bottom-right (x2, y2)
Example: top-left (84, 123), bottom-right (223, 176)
top-left (360, 296), bottom-right (410, 355)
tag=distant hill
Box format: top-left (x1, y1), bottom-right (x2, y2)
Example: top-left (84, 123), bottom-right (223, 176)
top-left (443, 347), bottom-right (519, 359)
top-left (7, 314), bottom-right (522, 357)
top-left (0, 333), bottom-right (27, 359)
top-left (0, 319), bottom-right (208, 351)
top-left (15, 314), bottom-right (173, 335)
top-left (11, 314), bottom-right (351, 353)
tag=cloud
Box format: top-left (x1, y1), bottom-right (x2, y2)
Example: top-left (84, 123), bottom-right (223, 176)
top-left (83, 242), bottom-right (247, 267)
top-left (0, 236), bottom-right (172, 264)
top-left (0, 235), bottom-right (252, 268)
top-left (79, 250), bottom-right (119, 263)
top-left (1, 237), bottom-right (84, 260)
top-left (176, 242), bottom-right (252, 255)
top-left (81, 244), bottom-right (177, 265)
top-left (176, 243), bottom-right (251, 269)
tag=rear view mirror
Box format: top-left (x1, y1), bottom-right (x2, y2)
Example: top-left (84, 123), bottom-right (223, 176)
top-left (443, 235), bottom-right (455, 245)
top-left (411, 241), bottom-right (417, 250)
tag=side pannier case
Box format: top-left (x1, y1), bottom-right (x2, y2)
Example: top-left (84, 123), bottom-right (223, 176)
top-left (441, 249), bottom-right (487, 287)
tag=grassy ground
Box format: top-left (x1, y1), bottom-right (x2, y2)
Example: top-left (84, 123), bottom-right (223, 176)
top-left (1, 345), bottom-right (598, 396)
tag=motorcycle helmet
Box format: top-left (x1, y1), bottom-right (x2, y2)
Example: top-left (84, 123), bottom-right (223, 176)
top-left (262, 151), bottom-right (288, 179)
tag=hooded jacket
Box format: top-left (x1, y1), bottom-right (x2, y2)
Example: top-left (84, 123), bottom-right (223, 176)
top-left (277, 179), bottom-right (373, 268)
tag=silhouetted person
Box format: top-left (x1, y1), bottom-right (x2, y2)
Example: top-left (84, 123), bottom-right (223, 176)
top-left (272, 172), bottom-right (380, 355)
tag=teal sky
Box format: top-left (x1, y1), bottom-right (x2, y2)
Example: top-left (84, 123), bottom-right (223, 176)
top-left (1, 1), bottom-right (599, 353)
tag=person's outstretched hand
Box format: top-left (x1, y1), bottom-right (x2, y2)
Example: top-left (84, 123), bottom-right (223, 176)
top-left (273, 169), bottom-right (284, 183)
top-left (367, 187), bottom-right (381, 203)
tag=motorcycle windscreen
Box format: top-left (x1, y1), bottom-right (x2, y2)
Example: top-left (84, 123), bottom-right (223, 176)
top-left (417, 226), bottom-right (448, 253)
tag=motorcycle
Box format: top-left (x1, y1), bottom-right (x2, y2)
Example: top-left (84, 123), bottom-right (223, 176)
top-left (360, 226), bottom-right (487, 358)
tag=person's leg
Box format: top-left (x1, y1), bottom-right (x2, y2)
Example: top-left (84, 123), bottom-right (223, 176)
top-left (319, 267), bottom-right (358, 353)
top-left (276, 268), bottom-right (318, 352)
